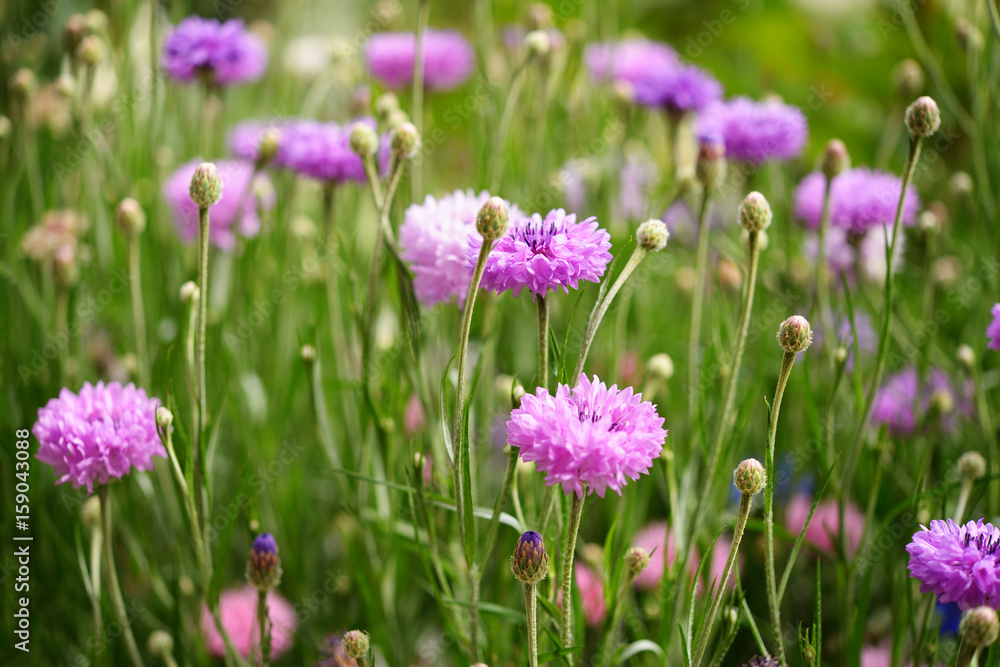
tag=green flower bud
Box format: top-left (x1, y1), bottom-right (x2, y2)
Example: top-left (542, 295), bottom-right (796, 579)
top-left (511, 531), bottom-right (549, 584)
top-left (738, 191), bottom-right (772, 232)
top-left (777, 315), bottom-right (813, 354)
top-left (733, 458), bottom-right (766, 496)
top-left (696, 138), bottom-right (726, 191)
top-left (390, 122), bottom-right (420, 160)
top-left (375, 92), bottom-right (400, 121)
top-left (525, 30), bottom-right (551, 58)
top-left (958, 451), bottom-right (987, 481)
top-left (960, 606), bottom-right (1000, 648)
top-left (905, 96), bottom-right (941, 138)
top-left (636, 219), bottom-right (669, 252)
top-left (115, 198), bottom-right (146, 236)
top-left (476, 196), bottom-right (509, 241)
top-left (257, 128), bottom-right (281, 166)
top-left (625, 546), bottom-right (650, 577)
top-left (343, 630), bottom-right (370, 659)
top-left (821, 139), bottom-right (849, 180)
top-left (189, 162), bottom-right (223, 209)
top-left (350, 123), bottom-right (379, 157)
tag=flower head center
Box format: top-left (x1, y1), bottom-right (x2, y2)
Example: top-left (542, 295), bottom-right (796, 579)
top-left (518, 218), bottom-right (565, 253)
top-left (963, 529), bottom-right (1000, 557)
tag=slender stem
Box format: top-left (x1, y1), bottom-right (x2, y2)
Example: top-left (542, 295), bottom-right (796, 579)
top-left (98, 486), bottom-right (146, 667)
top-left (573, 246), bottom-right (648, 380)
top-left (970, 364), bottom-right (999, 514)
top-left (601, 569), bottom-right (640, 667)
top-left (129, 234), bottom-right (149, 388)
top-left (195, 205), bottom-right (210, 521)
top-left (88, 521), bottom-right (103, 662)
top-left (955, 478), bottom-right (974, 525)
top-left (524, 582), bottom-right (539, 667)
top-left (689, 231), bottom-right (762, 549)
top-left (765, 351), bottom-right (797, 664)
top-left (488, 56), bottom-right (533, 191)
top-left (537, 295), bottom-right (549, 390)
top-left (816, 175), bottom-right (834, 342)
top-left (687, 190), bottom-right (712, 417)
top-left (560, 487), bottom-right (586, 663)
top-left (357, 654), bottom-right (371, 667)
top-left (990, 0), bottom-right (1000, 42)
top-left (692, 492), bottom-right (753, 667)
top-left (841, 137), bottom-right (923, 501)
top-left (411, 0), bottom-right (430, 200)
top-left (55, 288), bottom-right (70, 385)
top-left (257, 589), bottom-right (271, 667)
top-left (481, 447), bottom-right (520, 571)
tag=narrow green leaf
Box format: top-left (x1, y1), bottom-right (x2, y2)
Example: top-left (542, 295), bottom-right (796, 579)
top-left (617, 640), bottom-right (664, 663)
top-left (440, 355), bottom-right (455, 462)
top-left (778, 458), bottom-right (837, 605)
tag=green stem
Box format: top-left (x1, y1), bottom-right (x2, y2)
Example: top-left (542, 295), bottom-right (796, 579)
top-left (411, 0), bottom-right (430, 200)
top-left (55, 288), bottom-right (70, 385)
top-left (524, 582), bottom-right (539, 667)
top-left (687, 190), bottom-right (712, 417)
top-left (841, 137), bottom-right (923, 504)
top-left (88, 521), bottom-right (103, 665)
top-left (488, 56), bottom-right (534, 192)
top-left (600, 569), bottom-right (639, 667)
top-left (970, 364), bottom-right (999, 514)
top-left (955, 478), bottom-right (973, 525)
top-left (765, 351), bottom-right (797, 664)
top-left (481, 447), bottom-right (520, 572)
top-left (560, 487), bottom-right (586, 663)
top-left (573, 245), bottom-right (648, 380)
top-left (537, 295), bottom-right (549, 390)
top-left (692, 492), bottom-right (753, 667)
top-left (257, 589), bottom-right (271, 667)
top-left (98, 486), bottom-right (146, 667)
top-left (129, 234), bottom-right (149, 388)
top-left (688, 230), bottom-right (761, 554)
top-left (195, 205), bottom-right (210, 522)
top-left (816, 175), bottom-right (834, 342)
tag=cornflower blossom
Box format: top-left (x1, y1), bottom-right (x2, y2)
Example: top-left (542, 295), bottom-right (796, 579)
top-left (162, 17), bottom-right (267, 85)
top-left (365, 29), bottom-right (474, 90)
top-left (907, 519), bottom-right (1000, 610)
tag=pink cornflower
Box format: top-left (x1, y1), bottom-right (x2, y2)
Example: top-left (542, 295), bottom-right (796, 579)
top-left (907, 519), bottom-right (1000, 610)
top-left (201, 586), bottom-right (298, 659)
top-left (988, 304), bottom-right (1000, 350)
top-left (33, 381), bottom-right (165, 494)
top-left (475, 209), bottom-right (612, 299)
top-left (365, 29), bottom-right (474, 90)
top-left (162, 17), bottom-right (267, 86)
top-left (506, 374), bottom-right (667, 497)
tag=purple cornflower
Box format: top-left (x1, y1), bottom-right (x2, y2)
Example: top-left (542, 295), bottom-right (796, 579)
top-left (228, 119), bottom-right (293, 165)
top-left (872, 367), bottom-right (919, 436)
top-left (794, 168), bottom-right (921, 233)
top-left (584, 39), bottom-right (678, 90)
top-left (164, 158), bottom-right (274, 251)
top-left (988, 304), bottom-right (1000, 350)
top-left (633, 63), bottom-right (723, 114)
top-left (907, 519), bottom-right (1000, 610)
top-left (475, 208), bottom-right (612, 298)
top-left (365, 29), bottom-right (474, 90)
top-left (399, 190), bottom-right (522, 308)
top-left (506, 374), bottom-right (667, 497)
top-left (278, 119), bottom-right (372, 184)
top-left (162, 17), bottom-right (267, 86)
top-left (696, 96), bottom-right (807, 163)
top-left (33, 381), bottom-right (165, 493)
top-left (803, 226), bottom-right (856, 281)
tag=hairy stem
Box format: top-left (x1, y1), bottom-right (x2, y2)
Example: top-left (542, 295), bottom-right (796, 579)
top-left (687, 189), bottom-right (713, 418)
top-left (560, 488), bottom-right (586, 663)
top-left (524, 582), bottom-right (538, 667)
top-left (129, 234), bottom-right (149, 388)
top-left (98, 486), bottom-right (146, 667)
top-left (537, 294), bottom-right (549, 390)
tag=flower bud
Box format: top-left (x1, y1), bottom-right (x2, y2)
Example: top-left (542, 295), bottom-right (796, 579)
top-left (10, 68), bottom-right (37, 101)
top-left (476, 197), bottom-right (509, 241)
top-left (53, 244), bottom-right (79, 288)
top-left (893, 59), bottom-right (924, 99)
top-left (350, 123), bottom-right (379, 158)
top-left (950, 172), bottom-right (973, 198)
top-left (904, 96), bottom-right (941, 138)
top-left (834, 346), bottom-right (849, 366)
top-left (343, 630), bottom-right (370, 659)
top-left (82, 495), bottom-right (102, 528)
top-left (147, 630), bottom-right (174, 658)
top-left (636, 219), bottom-right (669, 252)
top-left (0, 116), bottom-right (10, 141)
top-left (527, 3), bottom-right (554, 30)
top-left (390, 122), bottom-right (420, 160)
top-left (385, 107), bottom-right (410, 131)
top-left (63, 14), bottom-right (89, 53)
top-left (525, 30), bottom-right (551, 58)
top-left (257, 128), bottom-right (280, 166)
top-left (738, 191), bottom-right (772, 232)
top-left (246, 533), bottom-right (282, 591)
top-left (928, 388), bottom-right (954, 416)
top-left (85, 9), bottom-right (108, 33)
top-left (821, 139), bottom-right (849, 180)
top-left (180, 280), bottom-right (199, 303)
top-left (155, 406), bottom-right (174, 429)
top-left (777, 315), bottom-right (813, 354)
top-left (511, 383), bottom-right (526, 409)
top-left (646, 353), bottom-right (674, 382)
top-left (960, 606), bottom-right (1000, 648)
top-left (625, 546), bottom-right (649, 577)
top-left (75, 35), bottom-right (105, 66)
top-left (955, 18), bottom-right (982, 52)
top-left (958, 451), bottom-right (987, 481)
top-left (733, 458), bottom-right (766, 496)
top-left (511, 531), bottom-right (549, 584)
top-left (189, 162), bottom-right (223, 209)
top-left (696, 135), bottom-right (727, 191)
top-left (115, 198), bottom-right (146, 236)
top-left (957, 344), bottom-right (976, 370)
top-left (612, 80), bottom-right (634, 106)
top-left (375, 92), bottom-right (400, 121)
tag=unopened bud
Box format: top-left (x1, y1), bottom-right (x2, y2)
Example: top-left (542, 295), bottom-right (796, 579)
top-left (75, 35), bottom-right (106, 66)
top-left (115, 198), bottom-right (146, 236)
top-left (246, 533), bottom-right (282, 591)
top-left (63, 14), bottom-right (89, 53)
top-left (821, 139), bottom-right (849, 179)
top-left (958, 451), bottom-right (987, 481)
top-left (905, 96), bottom-right (941, 138)
top-left (82, 495), bottom-right (102, 528)
top-left (10, 68), bottom-right (37, 100)
top-left (180, 281), bottom-right (199, 303)
top-left (525, 30), bottom-right (551, 58)
top-left (375, 92), bottom-right (400, 121)
top-left (155, 406), bottom-right (173, 429)
top-left (300, 344), bottom-right (316, 363)
top-left (636, 219), bottom-right (669, 252)
top-left (733, 458), bottom-right (766, 496)
top-left (385, 107), bottom-right (410, 131)
top-left (696, 136), bottom-right (726, 190)
top-left (476, 197), bottom-right (509, 241)
top-left (646, 353), bottom-right (674, 382)
top-left (738, 191), bottom-right (772, 232)
top-left (950, 172), bottom-right (973, 198)
top-left (147, 630), bottom-right (174, 657)
top-left (511, 531), bottom-right (549, 584)
top-left (960, 606), bottom-right (1000, 648)
top-left (893, 59), bottom-right (924, 99)
top-left (777, 315), bottom-right (813, 354)
top-left (53, 244), bottom-right (79, 288)
top-left (390, 122), bottom-right (420, 160)
top-left (625, 546), bottom-right (649, 577)
top-left (257, 128), bottom-right (280, 166)
top-left (957, 344), bottom-right (976, 370)
top-left (350, 123), bottom-right (379, 157)
top-left (834, 346), bottom-right (849, 366)
top-left (343, 630), bottom-right (370, 659)
top-left (189, 162), bottom-right (223, 208)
